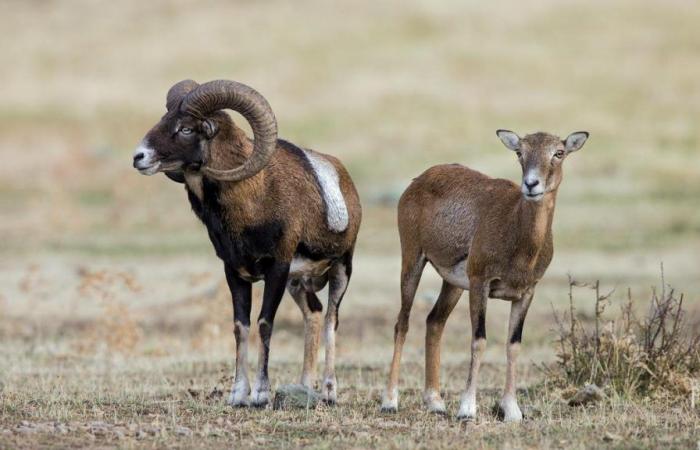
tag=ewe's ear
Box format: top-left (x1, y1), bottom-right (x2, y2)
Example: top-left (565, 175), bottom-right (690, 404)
top-left (202, 118), bottom-right (219, 139)
top-left (496, 129), bottom-right (521, 151)
top-left (564, 131), bottom-right (589, 153)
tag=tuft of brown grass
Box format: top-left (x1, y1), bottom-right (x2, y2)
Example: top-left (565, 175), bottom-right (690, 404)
top-left (548, 267), bottom-right (700, 400)
top-left (75, 267), bottom-right (144, 355)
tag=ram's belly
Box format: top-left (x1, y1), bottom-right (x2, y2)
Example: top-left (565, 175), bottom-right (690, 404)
top-left (289, 256), bottom-right (331, 279)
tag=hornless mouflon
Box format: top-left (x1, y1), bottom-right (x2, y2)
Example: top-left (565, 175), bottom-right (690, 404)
top-left (133, 79), bottom-right (361, 407)
top-left (381, 129), bottom-right (589, 422)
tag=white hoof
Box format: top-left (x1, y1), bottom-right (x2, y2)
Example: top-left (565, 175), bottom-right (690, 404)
top-left (322, 376), bottom-right (337, 404)
top-left (423, 390), bottom-right (447, 414)
top-left (499, 395), bottom-right (523, 423)
top-left (457, 393), bottom-right (477, 421)
top-left (250, 380), bottom-right (270, 407)
top-left (228, 381), bottom-right (250, 407)
top-left (381, 388), bottom-right (398, 413)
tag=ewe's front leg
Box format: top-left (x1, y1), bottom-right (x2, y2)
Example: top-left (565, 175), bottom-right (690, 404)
top-left (224, 264), bottom-right (252, 407)
top-left (499, 290), bottom-right (533, 423)
top-left (457, 280), bottom-right (488, 420)
top-left (251, 262), bottom-right (290, 407)
top-left (424, 281), bottom-right (462, 414)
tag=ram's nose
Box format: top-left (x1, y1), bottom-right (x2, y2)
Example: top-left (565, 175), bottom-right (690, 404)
top-left (133, 151), bottom-right (145, 167)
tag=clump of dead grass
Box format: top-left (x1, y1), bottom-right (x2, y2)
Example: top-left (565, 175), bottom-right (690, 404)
top-left (75, 267), bottom-right (143, 355)
top-left (547, 267), bottom-right (700, 401)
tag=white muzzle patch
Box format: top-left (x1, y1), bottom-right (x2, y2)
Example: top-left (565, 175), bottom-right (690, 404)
top-left (133, 143), bottom-right (161, 175)
top-left (304, 150), bottom-right (349, 233)
top-left (522, 169), bottom-right (544, 200)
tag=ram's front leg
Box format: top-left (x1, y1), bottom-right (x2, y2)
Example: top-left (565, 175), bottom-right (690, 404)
top-left (251, 261), bottom-right (290, 407)
top-left (224, 263), bottom-right (252, 407)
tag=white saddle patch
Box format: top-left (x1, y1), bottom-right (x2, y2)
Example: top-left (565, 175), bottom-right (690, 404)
top-left (303, 150), bottom-right (349, 233)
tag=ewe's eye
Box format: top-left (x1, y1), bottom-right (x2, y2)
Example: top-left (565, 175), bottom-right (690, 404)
top-left (180, 127), bottom-right (193, 135)
top-left (554, 150), bottom-right (565, 159)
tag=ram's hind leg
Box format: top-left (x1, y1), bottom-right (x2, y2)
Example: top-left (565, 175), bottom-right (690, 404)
top-left (288, 277), bottom-right (324, 389)
top-left (322, 253), bottom-right (352, 404)
top-left (424, 281), bottom-right (463, 413)
top-left (381, 246), bottom-right (427, 412)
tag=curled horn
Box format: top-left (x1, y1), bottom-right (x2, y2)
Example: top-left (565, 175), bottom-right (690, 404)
top-left (181, 80), bottom-right (278, 182)
top-left (166, 79), bottom-right (199, 111)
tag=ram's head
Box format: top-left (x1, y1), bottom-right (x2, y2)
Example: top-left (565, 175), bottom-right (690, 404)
top-left (133, 79), bottom-right (278, 181)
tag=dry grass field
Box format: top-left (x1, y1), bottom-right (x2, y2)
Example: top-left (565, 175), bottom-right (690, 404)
top-left (1, 0), bottom-right (699, 448)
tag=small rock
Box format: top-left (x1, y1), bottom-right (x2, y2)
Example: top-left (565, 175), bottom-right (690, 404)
top-left (603, 432), bottom-right (621, 442)
top-left (568, 383), bottom-right (604, 406)
top-left (175, 426), bottom-right (192, 437)
top-left (273, 384), bottom-right (320, 410)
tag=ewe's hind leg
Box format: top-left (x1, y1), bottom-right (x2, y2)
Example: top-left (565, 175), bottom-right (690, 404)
top-left (457, 279), bottom-right (488, 420)
top-left (322, 256), bottom-right (352, 404)
top-left (224, 264), bottom-right (253, 407)
top-left (499, 290), bottom-right (534, 423)
top-left (424, 281), bottom-right (463, 414)
top-left (381, 249), bottom-right (427, 412)
top-left (288, 279), bottom-right (323, 389)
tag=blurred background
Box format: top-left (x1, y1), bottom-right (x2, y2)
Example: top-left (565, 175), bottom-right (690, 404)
top-left (0, 0), bottom-right (698, 387)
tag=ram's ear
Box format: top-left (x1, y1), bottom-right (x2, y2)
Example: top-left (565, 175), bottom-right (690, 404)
top-left (202, 118), bottom-right (219, 139)
top-left (564, 131), bottom-right (589, 153)
top-left (496, 129), bottom-right (521, 151)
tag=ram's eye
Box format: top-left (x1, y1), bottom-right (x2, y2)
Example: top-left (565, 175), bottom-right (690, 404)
top-left (180, 127), bottom-right (193, 135)
top-left (554, 150), bottom-right (565, 158)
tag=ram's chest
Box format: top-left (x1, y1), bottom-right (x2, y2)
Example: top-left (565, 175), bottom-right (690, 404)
top-left (185, 177), bottom-right (283, 281)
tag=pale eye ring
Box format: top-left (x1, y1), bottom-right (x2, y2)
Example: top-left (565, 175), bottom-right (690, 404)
top-left (180, 127), bottom-right (193, 135)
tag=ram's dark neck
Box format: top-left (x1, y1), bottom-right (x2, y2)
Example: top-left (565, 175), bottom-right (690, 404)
top-left (206, 113), bottom-right (254, 172)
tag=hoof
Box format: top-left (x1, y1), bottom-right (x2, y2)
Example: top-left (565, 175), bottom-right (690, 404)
top-left (321, 377), bottom-right (337, 405)
top-left (381, 389), bottom-right (398, 413)
top-left (250, 389), bottom-right (271, 408)
top-left (423, 391), bottom-right (447, 415)
top-left (456, 413), bottom-right (476, 422)
top-left (228, 392), bottom-right (250, 408)
top-left (457, 395), bottom-right (476, 421)
top-left (497, 396), bottom-right (523, 423)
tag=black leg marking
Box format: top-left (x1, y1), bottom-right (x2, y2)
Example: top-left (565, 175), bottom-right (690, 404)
top-left (475, 308), bottom-right (486, 340)
top-left (509, 316), bottom-right (525, 344)
top-left (225, 263), bottom-right (252, 327)
top-left (306, 291), bottom-right (323, 313)
top-left (257, 261), bottom-right (291, 380)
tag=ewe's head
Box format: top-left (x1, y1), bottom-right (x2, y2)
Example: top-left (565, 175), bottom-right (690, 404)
top-left (496, 130), bottom-right (589, 201)
top-left (133, 79), bottom-right (278, 181)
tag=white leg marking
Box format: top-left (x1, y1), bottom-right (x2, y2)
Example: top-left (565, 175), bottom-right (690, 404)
top-left (458, 391), bottom-right (477, 419)
top-left (499, 394), bottom-right (523, 423)
top-left (381, 387), bottom-right (399, 412)
top-left (322, 322), bottom-right (337, 403)
top-left (423, 389), bottom-right (446, 414)
top-left (228, 321), bottom-right (250, 407)
top-left (304, 150), bottom-right (349, 233)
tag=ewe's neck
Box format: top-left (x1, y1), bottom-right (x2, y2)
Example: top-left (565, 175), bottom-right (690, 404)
top-left (517, 190), bottom-right (557, 253)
